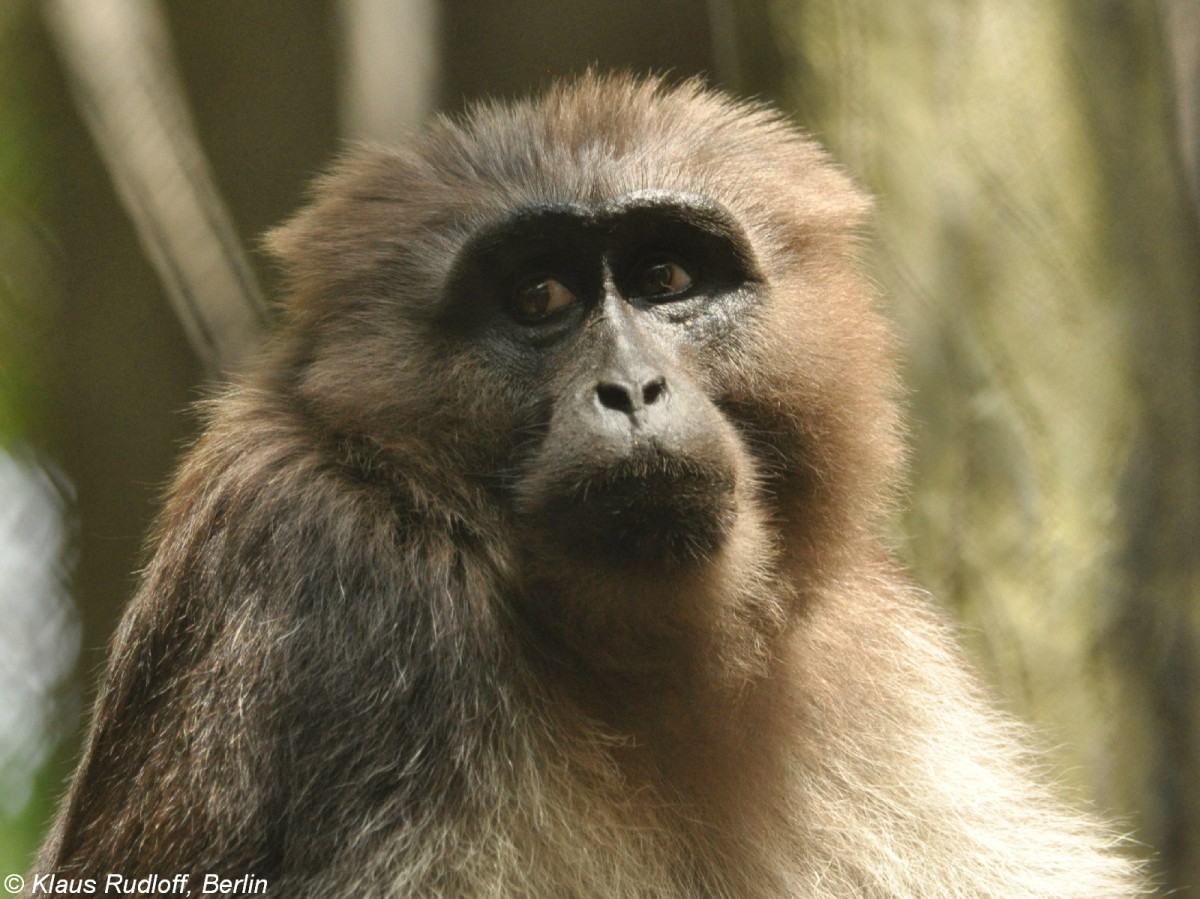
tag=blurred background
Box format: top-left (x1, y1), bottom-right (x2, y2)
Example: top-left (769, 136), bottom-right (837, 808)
top-left (0, 0), bottom-right (1196, 892)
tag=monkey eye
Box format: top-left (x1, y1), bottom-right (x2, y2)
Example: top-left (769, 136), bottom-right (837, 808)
top-left (512, 277), bottom-right (579, 323)
top-left (628, 256), bottom-right (694, 300)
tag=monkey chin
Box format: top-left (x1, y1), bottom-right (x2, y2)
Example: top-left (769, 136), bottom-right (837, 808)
top-left (517, 443), bottom-right (740, 572)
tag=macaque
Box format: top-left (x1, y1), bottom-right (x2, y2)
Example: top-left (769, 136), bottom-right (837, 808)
top-left (31, 75), bottom-right (1144, 897)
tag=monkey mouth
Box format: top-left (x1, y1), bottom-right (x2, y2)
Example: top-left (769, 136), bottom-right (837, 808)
top-left (521, 448), bottom-right (738, 568)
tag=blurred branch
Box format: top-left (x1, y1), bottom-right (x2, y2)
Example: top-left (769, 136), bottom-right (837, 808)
top-left (337, 0), bottom-right (439, 141)
top-left (1163, 0), bottom-right (1200, 217)
top-left (41, 0), bottom-right (267, 376)
top-left (706, 0), bottom-right (743, 91)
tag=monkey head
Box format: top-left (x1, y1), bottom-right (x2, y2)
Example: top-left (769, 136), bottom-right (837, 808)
top-left (267, 75), bottom-right (903, 677)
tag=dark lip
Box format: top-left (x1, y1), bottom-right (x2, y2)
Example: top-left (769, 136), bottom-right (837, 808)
top-left (520, 448), bottom-right (738, 569)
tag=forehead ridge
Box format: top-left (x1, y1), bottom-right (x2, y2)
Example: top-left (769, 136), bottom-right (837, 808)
top-left (426, 80), bottom-right (780, 211)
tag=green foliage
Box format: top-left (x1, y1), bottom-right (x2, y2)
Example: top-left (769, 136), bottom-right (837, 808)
top-left (0, 1), bottom-right (53, 446)
top-left (0, 1), bottom-right (72, 875)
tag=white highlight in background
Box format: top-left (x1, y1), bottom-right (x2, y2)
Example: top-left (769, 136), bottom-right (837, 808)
top-left (0, 449), bottom-right (80, 817)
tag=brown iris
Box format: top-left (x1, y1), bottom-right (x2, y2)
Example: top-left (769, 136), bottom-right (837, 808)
top-left (630, 257), bottom-right (693, 299)
top-left (513, 277), bottom-right (578, 322)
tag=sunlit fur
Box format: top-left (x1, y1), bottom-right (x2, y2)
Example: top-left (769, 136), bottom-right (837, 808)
top-left (33, 75), bottom-right (1144, 897)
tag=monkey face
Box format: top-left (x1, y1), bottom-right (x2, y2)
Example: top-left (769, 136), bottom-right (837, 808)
top-left (270, 75), bottom-right (902, 606)
top-left (440, 190), bottom-right (763, 569)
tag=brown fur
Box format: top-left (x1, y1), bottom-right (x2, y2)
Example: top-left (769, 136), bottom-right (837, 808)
top-left (32, 75), bottom-right (1144, 897)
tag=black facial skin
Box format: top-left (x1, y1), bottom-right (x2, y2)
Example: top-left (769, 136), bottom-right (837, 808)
top-left (442, 192), bottom-right (762, 568)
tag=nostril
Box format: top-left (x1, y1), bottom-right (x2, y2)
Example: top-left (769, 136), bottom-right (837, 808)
top-left (642, 377), bottom-right (667, 406)
top-left (596, 382), bottom-right (635, 414)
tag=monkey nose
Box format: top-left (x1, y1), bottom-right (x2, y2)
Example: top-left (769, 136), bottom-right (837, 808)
top-left (594, 376), bottom-right (668, 417)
